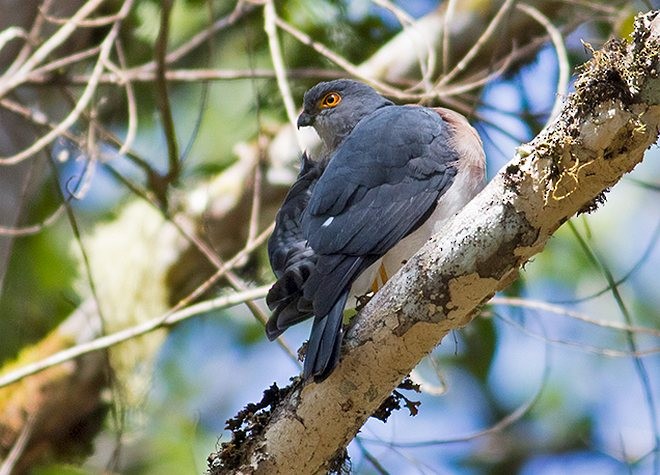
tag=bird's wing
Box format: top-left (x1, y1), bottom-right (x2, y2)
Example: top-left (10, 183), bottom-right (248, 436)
top-left (303, 106), bottom-right (460, 308)
top-left (268, 153), bottom-right (321, 278)
top-left (265, 154), bottom-right (323, 339)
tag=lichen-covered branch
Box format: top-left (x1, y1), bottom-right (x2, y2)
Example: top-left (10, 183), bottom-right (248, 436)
top-left (210, 11), bottom-right (660, 474)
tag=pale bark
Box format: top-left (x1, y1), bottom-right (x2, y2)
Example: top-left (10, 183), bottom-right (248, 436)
top-left (213, 11), bottom-right (660, 475)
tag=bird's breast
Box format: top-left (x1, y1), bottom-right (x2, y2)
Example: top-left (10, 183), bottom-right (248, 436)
top-left (348, 163), bottom-right (486, 306)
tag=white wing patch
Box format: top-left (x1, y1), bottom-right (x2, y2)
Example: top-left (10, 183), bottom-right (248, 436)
top-left (322, 217), bottom-right (334, 227)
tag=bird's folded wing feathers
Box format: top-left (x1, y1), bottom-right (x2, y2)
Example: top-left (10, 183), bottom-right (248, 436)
top-left (266, 154), bottom-right (322, 319)
top-left (304, 106), bottom-right (460, 258)
top-left (267, 153), bottom-right (322, 277)
top-left (299, 106), bottom-right (461, 318)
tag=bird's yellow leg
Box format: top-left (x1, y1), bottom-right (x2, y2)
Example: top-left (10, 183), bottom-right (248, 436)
top-left (370, 263), bottom-right (390, 293)
top-left (370, 277), bottom-right (379, 293)
top-left (378, 263), bottom-right (389, 285)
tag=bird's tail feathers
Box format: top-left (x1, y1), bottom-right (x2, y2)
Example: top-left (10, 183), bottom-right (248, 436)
top-left (266, 295), bottom-right (313, 341)
top-left (266, 257), bottom-right (317, 340)
top-left (303, 290), bottom-right (349, 382)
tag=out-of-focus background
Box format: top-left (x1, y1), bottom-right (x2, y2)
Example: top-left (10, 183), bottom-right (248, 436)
top-left (0, 1), bottom-right (658, 474)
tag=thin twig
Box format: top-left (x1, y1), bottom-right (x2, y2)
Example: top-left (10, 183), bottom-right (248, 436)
top-left (0, 98), bottom-right (77, 143)
top-left (354, 437), bottom-right (391, 475)
top-left (0, 204), bottom-right (65, 236)
top-left (496, 311), bottom-right (659, 358)
top-left (568, 222), bottom-right (659, 474)
top-left (30, 67), bottom-right (343, 85)
top-left (0, 0), bottom-right (133, 165)
top-left (490, 296), bottom-right (660, 336)
top-left (67, 113), bottom-right (99, 201)
top-left (5, 0), bottom-right (53, 77)
top-left (441, 54), bottom-right (513, 97)
top-left (39, 9), bottom-right (126, 28)
top-left (27, 45), bottom-right (101, 79)
top-left (0, 412), bottom-right (38, 475)
top-left (149, 1), bottom-right (257, 68)
top-left (168, 223), bottom-right (274, 315)
top-left (441, 0), bottom-right (457, 75)
top-left (247, 163), bottom-right (262, 245)
top-left (428, 22), bottom-right (576, 102)
top-left (70, 104), bottom-right (160, 176)
top-left (85, 1), bottom-right (256, 84)
top-left (437, 0), bottom-right (516, 87)
top-left (173, 214), bottom-right (299, 363)
top-left (556, 0), bottom-right (621, 15)
top-left (372, 0), bottom-right (436, 92)
top-left (155, 0), bottom-right (180, 184)
top-left (552, 218), bottom-right (660, 304)
top-left (0, 286), bottom-right (271, 389)
top-left (364, 335), bottom-right (551, 448)
top-left (273, 15), bottom-right (404, 99)
top-left (0, 0), bottom-right (105, 97)
top-left (0, 28), bottom-right (30, 73)
top-left (263, 0), bottom-right (304, 150)
top-left (107, 39), bottom-right (138, 156)
top-left (517, 3), bottom-right (569, 124)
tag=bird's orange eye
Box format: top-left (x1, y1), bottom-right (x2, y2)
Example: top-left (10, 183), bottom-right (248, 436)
top-left (320, 92), bottom-right (342, 109)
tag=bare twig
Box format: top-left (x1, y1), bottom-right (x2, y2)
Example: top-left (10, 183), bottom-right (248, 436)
top-left (66, 113), bottom-right (99, 201)
top-left (148, 1), bottom-right (257, 69)
top-left (496, 311), bottom-right (659, 357)
top-left (568, 222), bottom-right (659, 472)
top-left (263, 0), bottom-right (304, 150)
top-left (372, 0), bottom-right (436, 91)
top-left (273, 15), bottom-right (405, 99)
top-left (0, 0), bottom-right (105, 97)
top-left (438, 0), bottom-right (516, 87)
top-left (4, 0), bottom-right (53, 77)
top-left (155, 0), bottom-right (180, 185)
top-left (0, 0), bottom-right (133, 165)
top-left (0, 412), bottom-right (38, 475)
top-left (0, 285), bottom-right (271, 389)
top-left (40, 8), bottom-right (126, 28)
top-left (441, 53), bottom-right (513, 97)
top-left (0, 27), bottom-right (29, 63)
top-left (517, 3), bottom-right (569, 123)
top-left (172, 214), bottom-right (299, 363)
top-left (366, 336), bottom-right (551, 448)
top-left (247, 162), bottom-right (262, 245)
top-left (168, 223), bottom-right (274, 315)
top-left (0, 205), bottom-right (66, 236)
top-left (0, 97), bottom-right (79, 142)
top-left (441, 0), bottom-right (457, 75)
top-left (490, 296), bottom-right (660, 336)
top-left (105, 40), bottom-right (137, 156)
top-left (28, 45), bottom-right (101, 79)
top-left (30, 67), bottom-right (342, 85)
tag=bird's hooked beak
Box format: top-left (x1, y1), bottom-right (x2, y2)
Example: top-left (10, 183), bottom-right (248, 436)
top-left (297, 111), bottom-right (314, 129)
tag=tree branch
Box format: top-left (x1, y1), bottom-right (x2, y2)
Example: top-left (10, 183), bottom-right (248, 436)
top-left (211, 10), bottom-right (660, 474)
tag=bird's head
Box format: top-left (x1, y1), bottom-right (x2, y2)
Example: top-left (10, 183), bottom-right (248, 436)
top-left (298, 79), bottom-right (393, 150)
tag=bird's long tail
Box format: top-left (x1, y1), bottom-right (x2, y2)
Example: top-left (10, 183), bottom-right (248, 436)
top-left (303, 290), bottom-right (350, 382)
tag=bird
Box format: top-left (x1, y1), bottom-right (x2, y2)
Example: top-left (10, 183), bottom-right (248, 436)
top-left (266, 79), bottom-right (486, 382)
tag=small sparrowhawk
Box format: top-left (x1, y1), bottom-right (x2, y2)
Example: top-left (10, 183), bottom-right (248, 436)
top-left (266, 79), bottom-right (486, 382)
